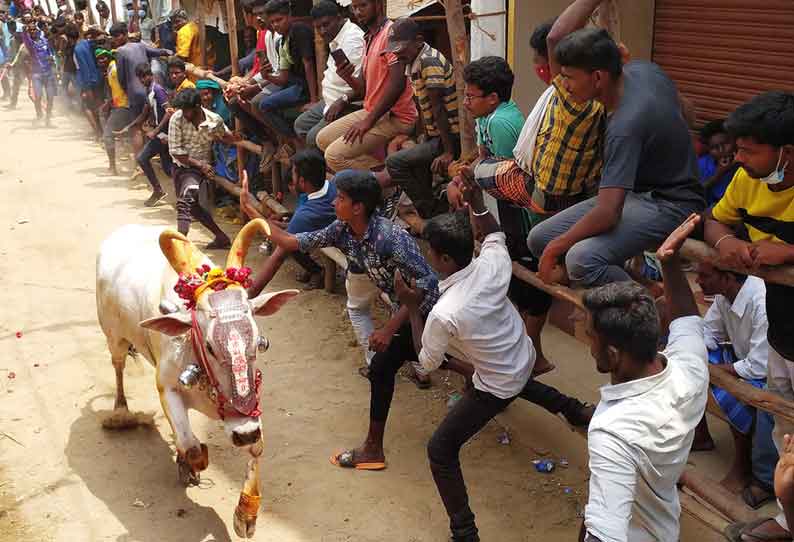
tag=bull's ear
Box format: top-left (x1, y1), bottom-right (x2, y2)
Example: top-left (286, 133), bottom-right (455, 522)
top-left (250, 289), bottom-right (299, 317)
top-left (139, 312), bottom-right (192, 336)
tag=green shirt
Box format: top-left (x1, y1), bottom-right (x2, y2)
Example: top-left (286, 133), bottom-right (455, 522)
top-left (475, 101), bottom-right (525, 159)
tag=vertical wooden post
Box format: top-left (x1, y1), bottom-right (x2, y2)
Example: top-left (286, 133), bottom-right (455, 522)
top-left (110, 0), bottom-right (118, 24)
top-left (130, 0), bottom-right (140, 33)
top-left (444, 0), bottom-right (475, 158)
top-left (225, 0), bottom-right (245, 179)
top-left (314, 27), bottom-right (326, 105)
top-left (86, 0), bottom-right (96, 24)
top-left (198, 1), bottom-right (206, 67)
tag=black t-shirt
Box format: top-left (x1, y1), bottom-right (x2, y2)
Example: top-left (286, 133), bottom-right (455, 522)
top-left (765, 282), bottom-right (794, 359)
top-left (601, 61), bottom-right (704, 208)
top-left (281, 22), bottom-right (315, 82)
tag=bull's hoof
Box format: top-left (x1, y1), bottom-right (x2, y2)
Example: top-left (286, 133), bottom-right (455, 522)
top-left (177, 455), bottom-right (200, 487)
top-left (176, 444), bottom-right (208, 487)
top-left (186, 444), bottom-right (209, 472)
top-left (233, 493), bottom-right (260, 538)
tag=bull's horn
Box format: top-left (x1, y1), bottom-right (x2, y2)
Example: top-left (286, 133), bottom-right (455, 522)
top-left (226, 218), bottom-right (271, 270)
top-left (159, 229), bottom-right (207, 275)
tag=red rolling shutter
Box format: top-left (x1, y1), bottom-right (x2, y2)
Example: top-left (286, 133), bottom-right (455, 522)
top-left (652, 0), bottom-right (794, 125)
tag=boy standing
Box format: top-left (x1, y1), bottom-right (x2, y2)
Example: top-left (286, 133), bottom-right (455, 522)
top-left (21, 14), bottom-right (56, 126)
top-left (97, 48), bottom-right (131, 175)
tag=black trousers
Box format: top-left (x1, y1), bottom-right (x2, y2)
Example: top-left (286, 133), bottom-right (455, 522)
top-left (369, 324), bottom-right (418, 422)
top-left (291, 251), bottom-right (321, 275)
top-left (429, 387), bottom-right (515, 541)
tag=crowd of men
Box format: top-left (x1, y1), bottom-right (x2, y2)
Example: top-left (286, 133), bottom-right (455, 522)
top-left (4, 0), bottom-right (794, 540)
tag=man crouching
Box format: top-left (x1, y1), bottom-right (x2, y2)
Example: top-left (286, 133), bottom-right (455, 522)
top-left (168, 88), bottom-right (240, 249)
top-left (394, 175), bottom-right (534, 542)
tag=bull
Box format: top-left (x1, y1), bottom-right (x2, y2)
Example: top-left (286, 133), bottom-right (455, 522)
top-left (96, 219), bottom-right (295, 538)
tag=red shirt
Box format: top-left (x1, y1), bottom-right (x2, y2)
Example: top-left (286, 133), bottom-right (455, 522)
top-left (362, 20), bottom-right (416, 125)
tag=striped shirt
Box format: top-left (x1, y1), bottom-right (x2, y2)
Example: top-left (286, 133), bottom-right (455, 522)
top-left (532, 75), bottom-right (604, 199)
top-left (406, 43), bottom-right (459, 138)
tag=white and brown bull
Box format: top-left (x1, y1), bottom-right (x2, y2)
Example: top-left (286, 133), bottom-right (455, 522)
top-left (96, 219), bottom-right (295, 538)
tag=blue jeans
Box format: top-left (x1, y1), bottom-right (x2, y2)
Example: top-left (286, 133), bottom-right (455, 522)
top-left (753, 409), bottom-right (779, 489)
top-left (527, 191), bottom-right (701, 287)
top-left (136, 136), bottom-right (173, 192)
top-left (258, 82), bottom-right (305, 136)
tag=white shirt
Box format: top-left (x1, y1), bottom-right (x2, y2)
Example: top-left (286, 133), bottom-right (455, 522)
top-left (306, 180), bottom-right (329, 200)
top-left (584, 316), bottom-right (709, 542)
top-left (252, 30), bottom-right (282, 83)
top-left (322, 19), bottom-right (364, 114)
top-left (418, 232), bottom-right (534, 399)
top-left (703, 276), bottom-right (768, 380)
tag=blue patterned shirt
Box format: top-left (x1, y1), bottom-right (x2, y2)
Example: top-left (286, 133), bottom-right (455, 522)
top-left (296, 216), bottom-right (440, 317)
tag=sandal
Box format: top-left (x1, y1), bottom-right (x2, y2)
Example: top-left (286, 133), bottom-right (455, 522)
top-left (330, 449), bottom-right (386, 471)
top-left (725, 518), bottom-right (792, 542)
top-left (205, 237), bottom-right (232, 250)
top-left (742, 481), bottom-right (775, 510)
top-left (405, 369), bottom-right (432, 390)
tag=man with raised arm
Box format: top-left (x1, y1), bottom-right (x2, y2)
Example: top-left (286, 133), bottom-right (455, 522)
top-left (580, 214), bottom-right (708, 542)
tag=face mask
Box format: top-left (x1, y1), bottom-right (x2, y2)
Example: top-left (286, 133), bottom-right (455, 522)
top-left (127, 9), bottom-right (146, 18)
top-left (534, 63), bottom-right (551, 86)
top-left (759, 148), bottom-right (789, 185)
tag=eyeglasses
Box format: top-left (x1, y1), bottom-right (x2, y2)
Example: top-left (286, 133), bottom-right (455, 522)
top-left (463, 93), bottom-right (485, 103)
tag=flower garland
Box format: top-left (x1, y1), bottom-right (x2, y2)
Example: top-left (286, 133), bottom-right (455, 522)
top-left (174, 264), bottom-right (253, 309)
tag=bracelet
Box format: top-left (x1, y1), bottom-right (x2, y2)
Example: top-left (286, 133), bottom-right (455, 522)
top-left (714, 233), bottom-right (736, 249)
top-left (472, 207), bottom-right (489, 217)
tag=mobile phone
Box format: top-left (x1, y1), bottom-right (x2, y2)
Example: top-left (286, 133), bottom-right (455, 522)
top-left (330, 48), bottom-right (349, 66)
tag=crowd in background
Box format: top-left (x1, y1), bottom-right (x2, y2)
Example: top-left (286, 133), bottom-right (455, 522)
top-left (4, 0), bottom-right (794, 541)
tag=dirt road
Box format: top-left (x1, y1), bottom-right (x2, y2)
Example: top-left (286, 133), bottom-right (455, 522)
top-left (0, 102), bottom-right (729, 541)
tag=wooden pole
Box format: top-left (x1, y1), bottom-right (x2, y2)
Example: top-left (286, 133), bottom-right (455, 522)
top-left (130, 0), bottom-right (140, 34)
top-left (679, 469), bottom-right (757, 524)
top-left (86, 0), bottom-right (96, 24)
top-left (512, 260), bottom-right (794, 424)
top-left (109, 0), bottom-right (118, 24)
top-left (224, 0), bottom-right (245, 180)
top-left (198, 1), bottom-right (206, 67)
top-left (444, 0), bottom-right (476, 159)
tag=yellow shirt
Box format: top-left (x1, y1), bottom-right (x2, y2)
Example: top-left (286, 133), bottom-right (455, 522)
top-left (176, 21), bottom-right (203, 74)
top-left (176, 78), bottom-right (196, 92)
top-left (107, 61), bottom-right (129, 108)
top-left (712, 167), bottom-right (794, 244)
top-left (531, 75), bottom-right (605, 206)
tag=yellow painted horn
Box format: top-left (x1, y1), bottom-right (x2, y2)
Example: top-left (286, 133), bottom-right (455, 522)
top-left (226, 218), bottom-right (271, 270)
top-left (159, 229), bottom-right (207, 275)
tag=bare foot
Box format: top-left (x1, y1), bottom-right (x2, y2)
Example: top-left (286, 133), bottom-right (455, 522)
top-left (720, 471), bottom-right (749, 494)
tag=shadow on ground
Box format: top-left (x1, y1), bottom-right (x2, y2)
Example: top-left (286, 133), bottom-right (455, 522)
top-left (65, 398), bottom-right (233, 542)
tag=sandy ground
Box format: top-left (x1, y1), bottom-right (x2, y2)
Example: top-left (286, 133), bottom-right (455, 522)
top-left (0, 100), bottom-right (740, 542)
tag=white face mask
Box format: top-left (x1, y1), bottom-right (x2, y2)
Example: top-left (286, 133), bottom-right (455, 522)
top-left (759, 148), bottom-right (789, 185)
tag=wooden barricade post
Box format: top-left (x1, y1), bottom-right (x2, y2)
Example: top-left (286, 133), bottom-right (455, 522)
top-left (444, 0), bottom-right (475, 158)
top-left (223, 0), bottom-right (246, 180)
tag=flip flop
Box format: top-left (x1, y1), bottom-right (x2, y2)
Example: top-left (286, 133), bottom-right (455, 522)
top-left (330, 449), bottom-right (386, 471)
top-left (742, 482), bottom-right (775, 510)
top-left (724, 518), bottom-right (792, 542)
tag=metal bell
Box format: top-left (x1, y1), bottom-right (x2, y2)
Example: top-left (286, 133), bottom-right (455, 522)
top-left (256, 335), bottom-right (270, 353)
top-left (178, 364), bottom-right (203, 388)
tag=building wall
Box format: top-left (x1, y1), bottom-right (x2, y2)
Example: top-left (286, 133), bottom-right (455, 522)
top-left (510, 0), bottom-right (655, 116)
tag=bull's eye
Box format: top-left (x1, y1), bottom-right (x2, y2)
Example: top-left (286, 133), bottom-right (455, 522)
top-left (205, 342), bottom-right (215, 357)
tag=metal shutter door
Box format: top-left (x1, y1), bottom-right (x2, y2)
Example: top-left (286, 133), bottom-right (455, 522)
top-left (652, 0), bottom-right (794, 124)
